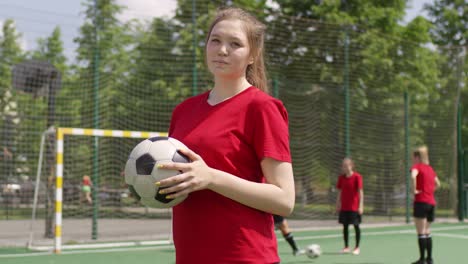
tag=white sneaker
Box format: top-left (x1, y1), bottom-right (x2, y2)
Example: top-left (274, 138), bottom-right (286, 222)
top-left (293, 249), bottom-right (305, 256)
top-left (341, 247), bottom-right (350, 254)
top-left (352, 247), bottom-right (360, 255)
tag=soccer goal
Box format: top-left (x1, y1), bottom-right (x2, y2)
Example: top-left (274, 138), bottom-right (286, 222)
top-left (28, 127), bottom-right (173, 253)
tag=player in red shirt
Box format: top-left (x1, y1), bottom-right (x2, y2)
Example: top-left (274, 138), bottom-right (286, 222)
top-left (155, 7), bottom-right (295, 264)
top-left (81, 175), bottom-right (92, 204)
top-left (336, 157), bottom-right (364, 255)
top-left (411, 146), bottom-right (440, 264)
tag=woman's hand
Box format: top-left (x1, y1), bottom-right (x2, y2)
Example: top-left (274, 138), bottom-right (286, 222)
top-left (155, 148), bottom-right (214, 199)
top-left (358, 206), bottom-right (364, 215)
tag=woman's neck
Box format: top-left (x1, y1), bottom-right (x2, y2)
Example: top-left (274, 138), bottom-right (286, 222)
top-left (209, 77), bottom-right (251, 104)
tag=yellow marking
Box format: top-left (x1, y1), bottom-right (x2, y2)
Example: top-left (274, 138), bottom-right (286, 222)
top-left (56, 177), bottom-right (63, 189)
top-left (83, 129), bottom-right (94, 136)
top-left (122, 131), bottom-right (131, 138)
top-left (57, 131), bottom-right (64, 141)
top-left (61, 128), bottom-right (73, 135)
top-left (57, 153), bottom-right (63, 164)
top-left (104, 130), bottom-right (113, 137)
top-left (55, 201), bottom-right (62, 213)
top-left (55, 225), bottom-right (62, 237)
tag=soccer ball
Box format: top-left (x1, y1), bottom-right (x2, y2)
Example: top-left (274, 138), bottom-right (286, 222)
top-left (124, 137), bottom-right (190, 208)
top-left (305, 244), bottom-right (321, 258)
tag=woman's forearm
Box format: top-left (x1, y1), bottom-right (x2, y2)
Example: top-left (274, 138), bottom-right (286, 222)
top-left (208, 168), bottom-right (294, 216)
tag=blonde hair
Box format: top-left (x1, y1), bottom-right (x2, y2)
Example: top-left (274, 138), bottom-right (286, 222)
top-left (205, 7), bottom-right (268, 93)
top-left (342, 157), bottom-right (355, 168)
top-left (413, 145), bottom-right (429, 164)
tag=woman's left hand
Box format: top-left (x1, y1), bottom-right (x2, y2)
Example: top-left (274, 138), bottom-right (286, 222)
top-left (155, 148), bottom-right (214, 199)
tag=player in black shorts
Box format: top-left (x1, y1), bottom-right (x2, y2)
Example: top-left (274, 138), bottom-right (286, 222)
top-left (273, 215), bottom-right (304, 256)
top-left (411, 146), bottom-right (440, 264)
top-left (336, 158), bottom-right (364, 255)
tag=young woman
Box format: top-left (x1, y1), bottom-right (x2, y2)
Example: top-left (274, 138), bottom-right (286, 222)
top-left (411, 146), bottom-right (440, 264)
top-left (336, 157), bottom-right (364, 255)
top-left (156, 7), bottom-right (295, 264)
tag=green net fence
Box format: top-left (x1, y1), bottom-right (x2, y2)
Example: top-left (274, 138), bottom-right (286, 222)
top-left (0, 0), bottom-right (465, 248)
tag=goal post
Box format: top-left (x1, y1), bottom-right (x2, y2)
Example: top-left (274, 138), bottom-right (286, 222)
top-left (29, 127), bottom-right (170, 253)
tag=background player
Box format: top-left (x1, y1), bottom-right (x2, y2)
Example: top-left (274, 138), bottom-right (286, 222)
top-left (411, 146), bottom-right (440, 264)
top-left (336, 157), bottom-right (364, 255)
top-left (273, 215), bottom-right (304, 256)
top-left (81, 175), bottom-right (92, 204)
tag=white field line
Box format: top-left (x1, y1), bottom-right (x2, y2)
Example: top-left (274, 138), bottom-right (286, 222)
top-left (0, 245), bottom-right (174, 258)
top-left (431, 233), bottom-right (468, 239)
top-left (291, 225), bottom-right (468, 241)
top-left (2, 225), bottom-right (467, 258)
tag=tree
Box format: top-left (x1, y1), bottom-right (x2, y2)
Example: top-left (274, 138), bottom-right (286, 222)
top-left (426, 0), bottom-right (467, 145)
top-left (32, 27), bottom-right (67, 73)
top-left (0, 19), bottom-right (23, 182)
top-left (72, 0), bottom-right (137, 185)
top-left (426, 0), bottom-right (467, 214)
top-left (264, 1), bottom-right (447, 213)
top-left (0, 19), bottom-right (23, 91)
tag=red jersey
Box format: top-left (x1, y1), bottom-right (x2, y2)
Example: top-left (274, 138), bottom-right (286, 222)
top-left (82, 178), bottom-right (91, 186)
top-left (336, 172), bottom-right (363, 212)
top-left (411, 163), bottom-right (437, 205)
top-left (169, 86), bottom-right (290, 264)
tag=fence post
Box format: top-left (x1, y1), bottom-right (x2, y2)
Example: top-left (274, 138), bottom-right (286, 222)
top-left (192, 0), bottom-right (197, 96)
top-left (92, 0), bottom-right (100, 240)
top-left (344, 28), bottom-right (350, 157)
top-left (404, 91), bottom-right (410, 224)
top-left (457, 102), bottom-right (464, 221)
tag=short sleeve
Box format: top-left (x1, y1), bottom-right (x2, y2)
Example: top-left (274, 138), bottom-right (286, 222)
top-left (357, 174), bottom-right (363, 189)
top-left (336, 176), bottom-right (342, 189)
top-left (251, 99), bottom-right (291, 162)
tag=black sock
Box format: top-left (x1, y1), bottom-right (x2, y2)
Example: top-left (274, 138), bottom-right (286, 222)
top-left (343, 224), bottom-right (349, 247)
top-left (354, 224), bottom-right (361, 248)
top-left (284, 232), bottom-right (298, 252)
top-left (426, 234), bottom-right (432, 260)
top-left (418, 234), bottom-right (426, 260)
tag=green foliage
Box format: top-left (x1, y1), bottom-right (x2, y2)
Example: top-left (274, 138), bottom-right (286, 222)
top-left (0, 0), bottom-right (463, 218)
top-left (426, 0), bottom-right (467, 148)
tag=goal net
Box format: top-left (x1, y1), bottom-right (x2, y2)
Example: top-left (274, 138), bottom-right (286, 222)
top-left (28, 127), bottom-right (172, 252)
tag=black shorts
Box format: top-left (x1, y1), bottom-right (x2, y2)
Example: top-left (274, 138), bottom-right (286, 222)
top-left (413, 202), bottom-right (435, 222)
top-left (273, 215), bottom-right (284, 227)
top-left (339, 211), bottom-right (361, 225)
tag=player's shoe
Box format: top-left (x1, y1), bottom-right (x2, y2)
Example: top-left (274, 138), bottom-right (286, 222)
top-left (426, 259), bottom-right (433, 264)
top-left (341, 247), bottom-right (350, 254)
top-left (293, 249), bottom-right (305, 256)
top-left (411, 259), bottom-right (426, 264)
top-left (352, 247), bottom-right (360, 255)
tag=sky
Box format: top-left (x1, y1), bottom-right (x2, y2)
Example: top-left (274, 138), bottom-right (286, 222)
top-left (0, 0), bottom-right (432, 61)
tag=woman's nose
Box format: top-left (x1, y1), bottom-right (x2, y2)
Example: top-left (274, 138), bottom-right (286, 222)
top-left (218, 44), bottom-right (228, 56)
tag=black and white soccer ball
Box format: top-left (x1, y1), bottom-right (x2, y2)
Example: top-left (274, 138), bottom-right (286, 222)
top-left (305, 244), bottom-right (322, 258)
top-left (124, 137), bottom-right (190, 208)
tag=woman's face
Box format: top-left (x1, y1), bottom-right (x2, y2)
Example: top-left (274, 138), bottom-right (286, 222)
top-left (206, 19), bottom-right (253, 80)
top-left (342, 159), bottom-right (353, 175)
